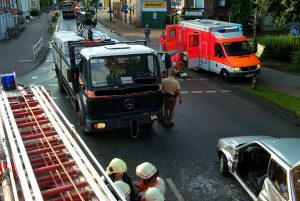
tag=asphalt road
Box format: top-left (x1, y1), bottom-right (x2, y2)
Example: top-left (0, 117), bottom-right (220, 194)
top-left (18, 18), bottom-right (300, 201)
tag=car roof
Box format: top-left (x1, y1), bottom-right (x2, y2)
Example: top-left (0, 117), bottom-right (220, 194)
top-left (259, 138), bottom-right (300, 167)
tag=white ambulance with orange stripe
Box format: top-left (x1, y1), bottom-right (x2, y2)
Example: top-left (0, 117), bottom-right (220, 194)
top-left (166, 19), bottom-right (261, 81)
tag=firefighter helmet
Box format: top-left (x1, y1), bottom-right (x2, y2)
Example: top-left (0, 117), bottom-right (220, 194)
top-left (136, 162), bottom-right (157, 180)
top-left (106, 158), bottom-right (127, 174)
top-left (114, 180), bottom-right (131, 197)
top-left (144, 187), bottom-right (165, 201)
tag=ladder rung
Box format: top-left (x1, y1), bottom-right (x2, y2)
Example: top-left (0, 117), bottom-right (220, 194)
top-left (17, 119), bottom-right (50, 128)
top-left (25, 138), bottom-right (59, 150)
top-left (13, 109), bottom-right (44, 118)
top-left (37, 170), bottom-right (77, 184)
top-left (41, 181), bottom-right (88, 198)
top-left (16, 116), bottom-right (47, 124)
top-left (30, 152), bottom-right (66, 165)
top-left (38, 175), bottom-right (77, 189)
top-left (27, 144), bottom-right (65, 156)
top-left (47, 190), bottom-right (89, 201)
top-left (20, 127), bottom-right (52, 135)
top-left (22, 130), bottom-right (57, 141)
top-left (34, 161), bottom-right (76, 175)
top-left (10, 101), bottom-right (39, 109)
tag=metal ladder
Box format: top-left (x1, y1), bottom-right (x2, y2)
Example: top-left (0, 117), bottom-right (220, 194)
top-left (0, 86), bottom-right (125, 201)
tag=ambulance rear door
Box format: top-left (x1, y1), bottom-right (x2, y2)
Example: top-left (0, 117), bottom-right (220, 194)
top-left (166, 25), bottom-right (180, 54)
top-left (187, 32), bottom-right (200, 69)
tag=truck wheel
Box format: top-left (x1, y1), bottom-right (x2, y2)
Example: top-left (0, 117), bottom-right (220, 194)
top-left (220, 153), bottom-right (229, 177)
top-left (220, 69), bottom-right (230, 82)
top-left (77, 109), bottom-right (89, 135)
top-left (58, 73), bottom-right (65, 93)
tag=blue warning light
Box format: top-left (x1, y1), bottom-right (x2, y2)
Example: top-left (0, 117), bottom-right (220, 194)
top-left (1, 73), bottom-right (17, 91)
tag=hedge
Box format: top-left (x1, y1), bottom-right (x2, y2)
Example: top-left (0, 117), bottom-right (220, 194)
top-left (258, 34), bottom-right (300, 62)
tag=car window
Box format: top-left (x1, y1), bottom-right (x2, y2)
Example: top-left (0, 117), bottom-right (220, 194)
top-left (268, 159), bottom-right (289, 200)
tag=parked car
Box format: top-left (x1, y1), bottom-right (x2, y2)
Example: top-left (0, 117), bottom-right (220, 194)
top-left (217, 136), bottom-right (300, 201)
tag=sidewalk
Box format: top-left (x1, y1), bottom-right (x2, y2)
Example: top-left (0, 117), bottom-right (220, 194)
top-left (97, 11), bottom-right (300, 99)
top-left (0, 13), bottom-right (53, 75)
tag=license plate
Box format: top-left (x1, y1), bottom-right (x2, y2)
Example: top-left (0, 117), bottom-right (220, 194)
top-left (245, 73), bottom-right (254, 78)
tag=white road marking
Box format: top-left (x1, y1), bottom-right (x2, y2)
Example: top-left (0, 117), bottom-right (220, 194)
top-left (28, 84), bottom-right (36, 88)
top-left (181, 91), bottom-right (188, 94)
top-left (220, 90), bottom-right (232, 93)
top-left (166, 178), bottom-right (185, 201)
top-left (65, 96), bottom-right (70, 99)
top-left (206, 90), bottom-right (216, 93)
top-left (31, 76), bottom-right (37, 80)
top-left (186, 78), bottom-right (197, 81)
top-left (51, 97), bottom-right (59, 100)
top-left (45, 60), bottom-right (52, 62)
top-left (199, 78), bottom-right (209, 81)
top-left (49, 84), bottom-right (58, 87)
top-left (191, 91), bottom-right (203, 93)
top-left (177, 79), bottom-right (183, 82)
top-left (19, 60), bottom-right (33, 62)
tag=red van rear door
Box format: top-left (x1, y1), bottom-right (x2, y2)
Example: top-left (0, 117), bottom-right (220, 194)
top-left (166, 25), bottom-right (180, 54)
top-left (187, 33), bottom-right (200, 68)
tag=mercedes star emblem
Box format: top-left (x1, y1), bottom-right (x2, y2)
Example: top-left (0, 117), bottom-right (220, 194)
top-left (123, 99), bottom-right (134, 110)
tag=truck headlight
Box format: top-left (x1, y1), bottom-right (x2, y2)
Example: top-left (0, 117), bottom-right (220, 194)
top-left (93, 123), bottom-right (106, 129)
top-left (150, 115), bottom-right (158, 121)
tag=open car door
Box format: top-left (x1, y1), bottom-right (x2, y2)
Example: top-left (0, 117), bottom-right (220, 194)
top-left (291, 161), bottom-right (300, 201)
top-left (166, 25), bottom-right (180, 54)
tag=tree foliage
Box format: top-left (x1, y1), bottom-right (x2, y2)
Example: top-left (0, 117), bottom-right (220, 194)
top-left (255, 0), bottom-right (300, 26)
top-left (231, 0), bottom-right (253, 25)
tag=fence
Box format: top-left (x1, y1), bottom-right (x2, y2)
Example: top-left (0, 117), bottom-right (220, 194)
top-left (33, 37), bottom-right (44, 60)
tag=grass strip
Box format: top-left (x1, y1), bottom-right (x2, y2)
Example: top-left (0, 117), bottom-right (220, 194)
top-left (236, 86), bottom-right (300, 117)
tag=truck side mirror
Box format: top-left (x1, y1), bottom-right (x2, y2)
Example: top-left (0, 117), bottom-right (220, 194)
top-left (164, 54), bottom-right (171, 69)
top-left (67, 68), bottom-right (74, 82)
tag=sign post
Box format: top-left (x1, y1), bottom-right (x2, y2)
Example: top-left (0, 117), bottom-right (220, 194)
top-left (290, 25), bottom-right (299, 52)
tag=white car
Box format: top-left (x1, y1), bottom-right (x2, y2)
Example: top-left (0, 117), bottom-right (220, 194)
top-left (217, 136), bottom-right (300, 201)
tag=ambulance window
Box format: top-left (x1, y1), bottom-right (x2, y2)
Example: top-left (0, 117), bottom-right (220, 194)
top-left (170, 28), bottom-right (176, 39)
top-left (214, 43), bottom-right (224, 57)
top-left (189, 35), bottom-right (199, 47)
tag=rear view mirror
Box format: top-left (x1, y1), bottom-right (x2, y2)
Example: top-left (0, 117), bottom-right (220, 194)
top-left (67, 68), bottom-right (74, 82)
top-left (164, 54), bottom-right (171, 69)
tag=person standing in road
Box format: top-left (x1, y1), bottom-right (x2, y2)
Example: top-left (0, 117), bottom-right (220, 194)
top-left (144, 24), bottom-right (151, 45)
top-left (159, 31), bottom-right (167, 53)
top-left (162, 70), bottom-right (182, 127)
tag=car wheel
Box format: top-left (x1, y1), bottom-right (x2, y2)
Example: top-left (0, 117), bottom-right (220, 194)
top-left (220, 153), bottom-right (229, 177)
top-left (58, 73), bottom-right (65, 93)
top-left (220, 69), bottom-right (230, 82)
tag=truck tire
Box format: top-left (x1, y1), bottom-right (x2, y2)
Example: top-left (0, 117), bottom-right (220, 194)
top-left (220, 153), bottom-right (230, 177)
top-left (58, 73), bottom-right (65, 93)
top-left (220, 69), bottom-right (230, 82)
top-left (76, 105), bottom-right (89, 135)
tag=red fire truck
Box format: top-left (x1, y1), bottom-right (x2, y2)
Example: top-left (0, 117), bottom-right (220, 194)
top-left (166, 19), bottom-right (261, 81)
top-left (61, 0), bottom-right (78, 19)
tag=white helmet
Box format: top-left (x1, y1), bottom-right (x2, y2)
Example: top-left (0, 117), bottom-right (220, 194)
top-left (180, 72), bottom-right (188, 78)
top-left (106, 158), bottom-right (127, 174)
top-left (114, 180), bottom-right (131, 197)
top-left (136, 162), bottom-right (157, 180)
top-left (145, 187), bottom-right (165, 201)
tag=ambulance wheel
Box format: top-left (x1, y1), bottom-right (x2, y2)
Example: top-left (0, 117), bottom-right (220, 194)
top-left (220, 69), bottom-right (230, 82)
top-left (58, 73), bottom-right (65, 93)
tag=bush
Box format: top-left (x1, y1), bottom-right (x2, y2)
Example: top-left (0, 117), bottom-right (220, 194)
top-left (292, 49), bottom-right (300, 71)
top-left (30, 9), bottom-right (39, 16)
top-left (258, 34), bottom-right (300, 62)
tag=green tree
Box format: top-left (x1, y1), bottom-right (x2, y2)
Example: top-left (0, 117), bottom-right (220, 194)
top-left (231, 0), bottom-right (253, 25)
top-left (255, 0), bottom-right (300, 26)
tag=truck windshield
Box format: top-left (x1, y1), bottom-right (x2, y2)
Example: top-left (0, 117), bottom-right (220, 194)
top-left (90, 54), bottom-right (159, 87)
top-left (62, 4), bottom-right (73, 10)
top-left (223, 41), bottom-right (253, 56)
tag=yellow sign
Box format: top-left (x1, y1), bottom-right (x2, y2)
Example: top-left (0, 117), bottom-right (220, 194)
top-left (144, 2), bottom-right (166, 8)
